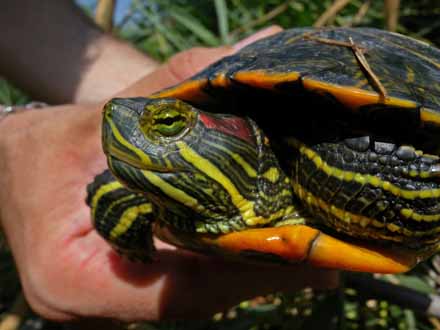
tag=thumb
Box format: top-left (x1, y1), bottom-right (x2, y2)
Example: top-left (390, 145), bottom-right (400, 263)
top-left (117, 26), bottom-right (282, 98)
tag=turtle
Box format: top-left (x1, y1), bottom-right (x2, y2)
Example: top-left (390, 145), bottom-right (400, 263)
top-left (87, 27), bottom-right (440, 274)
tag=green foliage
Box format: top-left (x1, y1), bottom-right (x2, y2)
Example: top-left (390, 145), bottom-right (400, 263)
top-left (115, 0), bottom-right (440, 61)
top-left (0, 79), bottom-right (30, 105)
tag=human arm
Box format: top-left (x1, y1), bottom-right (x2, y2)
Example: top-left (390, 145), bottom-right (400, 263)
top-left (0, 0), bottom-right (158, 104)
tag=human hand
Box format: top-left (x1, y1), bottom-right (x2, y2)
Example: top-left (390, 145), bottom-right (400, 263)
top-left (0, 26), bottom-right (338, 321)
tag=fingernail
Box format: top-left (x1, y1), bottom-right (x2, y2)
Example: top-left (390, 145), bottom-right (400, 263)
top-left (233, 25), bottom-right (283, 50)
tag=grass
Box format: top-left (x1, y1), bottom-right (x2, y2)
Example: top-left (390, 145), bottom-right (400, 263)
top-left (2, 1), bottom-right (440, 329)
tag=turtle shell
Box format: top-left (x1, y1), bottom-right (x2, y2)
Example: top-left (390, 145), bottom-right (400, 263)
top-left (145, 27), bottom-right (440, 273)
top-left (154, 27), bottom-right (440, 131)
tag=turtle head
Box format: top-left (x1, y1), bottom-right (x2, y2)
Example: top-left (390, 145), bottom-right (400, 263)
top-left (102, 97), bottom-right (294, 234)
top-left (102, 97), bottom-right (197, 173)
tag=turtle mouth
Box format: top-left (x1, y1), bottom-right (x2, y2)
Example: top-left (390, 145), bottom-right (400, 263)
top-left (108, 155), bottom-right (178, 173)
top-left (102, 117), bottom-right (180, 173)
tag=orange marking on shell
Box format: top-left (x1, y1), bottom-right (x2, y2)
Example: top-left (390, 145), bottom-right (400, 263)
top-left (210, 73), bottom-right (231, 87)
top-left (234, 70), bottom-right (418, 112)
top-left (420, 107), bottom-right (440, 126)
top-left (234, 71), bottom-right (301, 89)
top-left (302, 78), bottom-right (417, 110)
top-left (151, 79), bottom-right (210, 103)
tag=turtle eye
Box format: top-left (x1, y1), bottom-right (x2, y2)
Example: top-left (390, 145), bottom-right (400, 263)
top-left (140, 100), bottom-right (196, 141)
top-left (153, 110), bottom-right (187, 137)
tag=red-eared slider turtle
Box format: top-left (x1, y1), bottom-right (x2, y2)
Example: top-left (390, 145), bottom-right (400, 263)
top-left (87, 27), bottom-right (440, 274)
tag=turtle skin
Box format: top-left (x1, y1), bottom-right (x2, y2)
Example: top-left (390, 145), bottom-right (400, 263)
top-left (88, 27), bottom-right (440, 273)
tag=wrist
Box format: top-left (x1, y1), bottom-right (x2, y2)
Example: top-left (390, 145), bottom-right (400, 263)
top-left (0, 1), bottom-right (159, 104)
top-left (73, 34), bottom-right (159, 103)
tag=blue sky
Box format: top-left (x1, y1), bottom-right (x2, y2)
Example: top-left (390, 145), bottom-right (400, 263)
top-left (75, 0), bottom-right (132, 24)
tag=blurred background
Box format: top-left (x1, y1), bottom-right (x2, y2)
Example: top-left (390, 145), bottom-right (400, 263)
top-left (1, 1), bottom-right (440, 330)
top-left (77, 0), bottom-right (440, 60)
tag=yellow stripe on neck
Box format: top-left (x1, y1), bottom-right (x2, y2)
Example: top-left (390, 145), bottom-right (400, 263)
top-left (141, 170), bottom-right (203, 211)
top-left (176, 141), bottom-right (255, 216)
top-left (176, 141), bottom-right (293, 226)
top-left (204, 140), bottom-right (257, 178)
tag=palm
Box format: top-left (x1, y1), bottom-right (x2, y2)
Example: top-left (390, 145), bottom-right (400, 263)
top-left (1, 105), bottom-right (200, 318)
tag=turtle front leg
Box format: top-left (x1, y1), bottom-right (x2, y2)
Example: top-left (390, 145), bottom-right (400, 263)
top-left (286, 136), bottom-right (440, 258)
top-left (86, 170), bottom-right (156, 262)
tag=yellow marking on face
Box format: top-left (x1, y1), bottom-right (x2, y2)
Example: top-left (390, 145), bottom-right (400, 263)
top-left (105, 112), bottom-right (153, 166)
top-left (91, 181), bottom-right (124, 220)
top-left (289, 139), bottom-right (440, 200)
top-left (176, 141), bottom-right (255, 214)
top-left (141, 170), bottom-right (203, 211)
top-left (109, 203), bottom-right (153, 239)
top-left (263, 167), bottom-right (280, 183)
top-left (164, 158), bottom-right (174, 169)
top-left (140, 170), bottom-right (230, 222)
top-left (176, 141), bottom-right (293, 226)
top-left (233, 155), bottom-right (257, 178)
top-left (208, 142), bottom-right (257, 178)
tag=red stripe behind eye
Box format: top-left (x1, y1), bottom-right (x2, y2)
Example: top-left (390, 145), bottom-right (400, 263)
top-left (199, 113), bottom-right (255, 145)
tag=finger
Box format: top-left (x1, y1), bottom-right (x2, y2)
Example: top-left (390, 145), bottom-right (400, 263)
top-left (116, 25), bottom-right (283, 98)
top-left (116, 46), bottom-right (233, 98)
top-left (233, 25), bottom-right (283, 50)
top-left (155, 255), bottom-right (340, 319)
top-left (163, 25), bottom-right (283, 82)
top-left (0, 102), bottom-right (49, 121)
